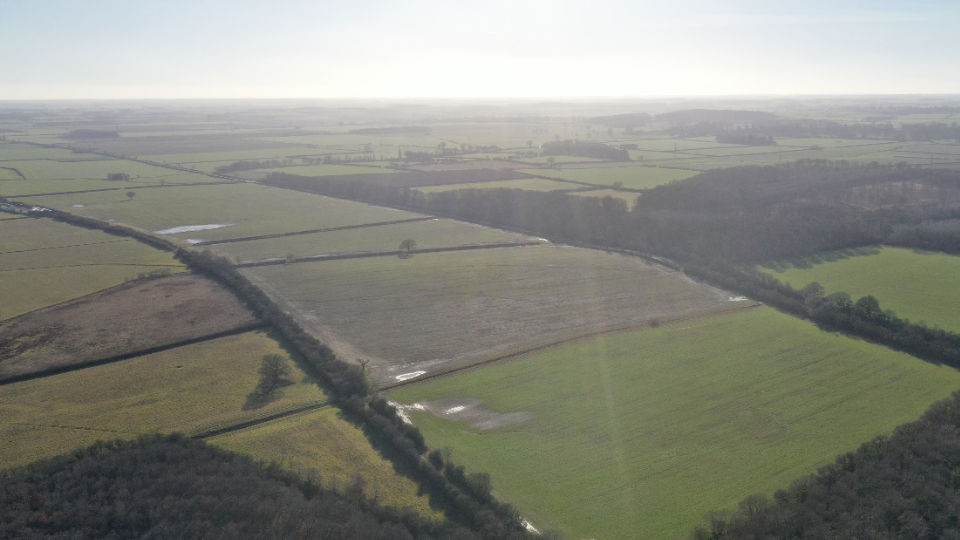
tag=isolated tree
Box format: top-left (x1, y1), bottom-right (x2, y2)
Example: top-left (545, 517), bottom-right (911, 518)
top-left (125, 191), bottom-right (135, 201)
top-left (398, 239), bottom-right (417, 258)
top-left (256, 354), bottom-right (291, 395)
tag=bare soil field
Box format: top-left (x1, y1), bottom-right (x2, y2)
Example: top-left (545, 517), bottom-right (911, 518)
top-left (0, 274), bottom-right (257, 380)
top-left (242, 245), bottom-right (745, 386)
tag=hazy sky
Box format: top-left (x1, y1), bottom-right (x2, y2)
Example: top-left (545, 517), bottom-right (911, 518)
top-left (2, 0), bottom-right (958, 99)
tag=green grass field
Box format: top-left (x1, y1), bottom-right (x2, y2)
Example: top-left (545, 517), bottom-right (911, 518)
top-left (211, 218), bottom-right (535, 262)
top-left (691, 145), bottom-right (801, 157)
top-left (5, 158), bottom-right (197, 181)
top-left (616, 138), bottom-right (737, 152)
top-left (516, 155), bottom-right (605, 164)
top-left (20, 183), bottom-right (424, 242)
top-left (415, 178), bottom-right (579, 193)
top-left (258, 163), bottom-right (401, 176)
top-left (524, 165), bottom-right (699, 189)
top-left (0, 144), bottom-right (105, 162)
top-left (389, 307), bottom-right (960, 539)
top-left (761, 245), bottom-right (960, 332)
top-left (0, 331), bottom-right (327, 469)
top-left (0, 217), bottom-right (118, 251)
top-left (210, 406), bottom-right (442, 520)
top-left (0, 152), bottom-right (217, 196)
top-left (242, 245), bottom-right (738, 386)
top-left (628, 149), bottom-right (694, 161)
top-left (0, 218), bottom-right (186, 319)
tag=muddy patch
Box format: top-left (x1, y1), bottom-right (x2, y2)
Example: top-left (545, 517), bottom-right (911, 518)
top-left (416, 398), bottom-right (534, 430)
top-left (154, 223), bottom-right (234, 235)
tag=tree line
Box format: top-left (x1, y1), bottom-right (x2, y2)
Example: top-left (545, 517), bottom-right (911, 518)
top-left (215, 158), bottom-right (297, 174)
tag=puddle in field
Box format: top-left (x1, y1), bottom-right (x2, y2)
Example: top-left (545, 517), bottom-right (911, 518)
top-left (71, 204), bottom-right (85, 208)
top-left (415, 398), bottom-right (534, 430)
top-left (154, 223), bottom-right (234, 235)
top-left (395, 370), bottom-right (426, 382)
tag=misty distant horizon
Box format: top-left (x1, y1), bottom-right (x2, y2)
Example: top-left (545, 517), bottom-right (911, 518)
top-left (3, 0), bottom-right (959, 100)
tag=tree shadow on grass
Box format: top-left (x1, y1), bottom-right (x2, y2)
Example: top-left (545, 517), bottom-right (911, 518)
top-left (243, 380), bottom-right (293, 410)
top-left (761, 245), bottom-right (883, 271)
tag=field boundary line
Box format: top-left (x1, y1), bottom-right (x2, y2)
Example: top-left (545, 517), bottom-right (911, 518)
top-left (192, 216), bottom-right (437, 246)
top-left (0, 166), bottom-right (25, 180)
top-left (235, 241), bottom-right (547, 267)
top-left (14, 180), bottom-right (241, 199)
top-left (0, 262), bottom-right (185, 272)
top-left (192, 401), bottom-right (331, 439)
top-left (0, 238), bottom-right (131, 255)
top-left (380, 303), bottom-right (762, 392)
top-left (0, 323), bottom-right (266, 386)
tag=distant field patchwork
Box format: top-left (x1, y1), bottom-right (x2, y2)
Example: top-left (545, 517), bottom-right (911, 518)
top-left (761, 245), bottom-right (960, 332)
top-left (390, 307), bottom-right (960, 539)
top-left (20, 183), bottom-right (424, 243)
top-left (242, 245), bottom-right (743, 386)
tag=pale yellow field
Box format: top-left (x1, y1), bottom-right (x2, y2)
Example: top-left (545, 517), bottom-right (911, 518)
top-left (211, 407), bottom-right (443, 520)
top-left (0, 331), bottom-right (327, 469)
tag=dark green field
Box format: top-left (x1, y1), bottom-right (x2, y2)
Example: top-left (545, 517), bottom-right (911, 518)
top-left (390, 308), bottom-right (960, 538)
